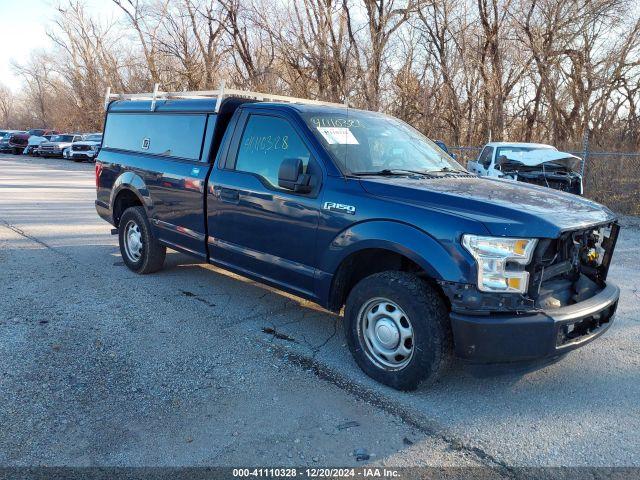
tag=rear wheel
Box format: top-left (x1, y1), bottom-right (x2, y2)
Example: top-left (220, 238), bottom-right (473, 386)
top-left (344, 271), bottom-right (452, 390)
top-left (118, 206), bottom-right (166, 274)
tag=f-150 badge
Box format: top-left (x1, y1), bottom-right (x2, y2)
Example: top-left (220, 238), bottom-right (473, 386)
top-left (323, 202), bottom-right (356, 215)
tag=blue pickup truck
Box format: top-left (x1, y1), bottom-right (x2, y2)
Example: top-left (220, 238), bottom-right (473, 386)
top-left (95, 89), bottom-right (620, 390)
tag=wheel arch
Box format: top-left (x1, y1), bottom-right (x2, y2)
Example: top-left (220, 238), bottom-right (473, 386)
top-left (110, 172), bottom-right (152, 226)
top-left (320, 221), bottom-right (469, 312)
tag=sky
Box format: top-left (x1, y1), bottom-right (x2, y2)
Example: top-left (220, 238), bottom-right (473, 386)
top-left (0, 0), bottom-right (50, 89)
top-left (0, 0), bottom-right (119, 91)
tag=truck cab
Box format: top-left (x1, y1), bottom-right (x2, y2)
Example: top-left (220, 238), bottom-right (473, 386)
top-left (95, 88), bottom-right (619, 390)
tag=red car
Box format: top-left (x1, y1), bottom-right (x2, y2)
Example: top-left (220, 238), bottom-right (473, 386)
top-left (8, 129), bottom-right (58, 155)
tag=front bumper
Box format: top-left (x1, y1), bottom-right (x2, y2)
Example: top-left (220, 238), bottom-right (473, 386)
top-left (450, 282), bottom-right (619, 363)
top-left (71, 151), bottom-right (96, 160)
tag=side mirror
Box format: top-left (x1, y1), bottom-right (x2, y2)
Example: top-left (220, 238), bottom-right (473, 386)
top-left (278, 157), bottom-right (313, 193)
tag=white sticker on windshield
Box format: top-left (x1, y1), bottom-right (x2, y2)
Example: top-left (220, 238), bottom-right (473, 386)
top-left (316, 127), bottom-right (359, 145)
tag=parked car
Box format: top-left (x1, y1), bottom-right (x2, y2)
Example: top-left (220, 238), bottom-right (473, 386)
top-left (468, 142), bottom-right (583, 195)
top-left (9, 129), bottom-right (58, 155)
top-left (95, 90), bottom-right (619, 390)
top-left (70, 133), bottom-right (102, 162)
top-left (37, 134), bottom-right (84, 158)
top-left (0, 131), bottom-right (25, 153)
top-left (24, 134), bottom-right (55, 156)
top-left (0, 129), bottom-right (19, 141)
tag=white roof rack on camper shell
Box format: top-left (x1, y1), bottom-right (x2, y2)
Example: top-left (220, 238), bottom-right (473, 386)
top-left (104, 82), bottom-right (348, 113)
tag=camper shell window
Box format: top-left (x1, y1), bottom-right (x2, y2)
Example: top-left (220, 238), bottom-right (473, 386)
top-left (103, 113), bottom-right (208, 161)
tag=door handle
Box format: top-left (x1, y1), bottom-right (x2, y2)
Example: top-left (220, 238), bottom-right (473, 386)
top-left (219, 187), bottom-right (240, 202)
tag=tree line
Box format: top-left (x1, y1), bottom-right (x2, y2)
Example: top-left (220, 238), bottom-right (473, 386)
top-left (2, 0), bottom-right (639, 152)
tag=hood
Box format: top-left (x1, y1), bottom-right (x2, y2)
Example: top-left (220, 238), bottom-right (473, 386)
top-left (27, 136), bottom-right (47, 145)
top-left (73, 140), bottom-right (100, 147)
top-left (11, 133), bottom-right (30, 141)
top-left (359, 175), bottom-right (615, 238)
top-left (502, 149), bottom-right (581, 171)
top-left (41, 141), bottom-right (73, 148)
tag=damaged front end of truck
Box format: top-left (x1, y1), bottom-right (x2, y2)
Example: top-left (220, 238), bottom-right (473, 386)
top-left (496, 150), bottom-right (583, 195)
top-left (444, 220), bottom-right (620, 363)
top-left (527, 222), bottom-right (619, 346)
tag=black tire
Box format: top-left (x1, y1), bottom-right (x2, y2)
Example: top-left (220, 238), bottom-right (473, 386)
top-left (344, 271), bottom-right (452, 390)
top-left (118, 206), bottom-right (166, 274)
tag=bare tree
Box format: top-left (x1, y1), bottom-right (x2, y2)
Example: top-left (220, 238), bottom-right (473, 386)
top-left (112, 0), bottom-right (170, 85)
top-left (11, 52), bottom-right (57, 127)
top-left (185, 0), bottom-right (226, 89)
top-left (345, 0), bottom-right (420, 110)
top-left (273, 0), bottom-right (353, 101)
top-left (0, 84), bottom-right (15, 126)
top-left (3, 0), bottom-right (638, 155)
top-left (219, 0), bottom-right (277, 89)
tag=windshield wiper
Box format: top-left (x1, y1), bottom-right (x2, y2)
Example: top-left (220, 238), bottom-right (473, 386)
top-left (350, 169), bottom-right (431, 177)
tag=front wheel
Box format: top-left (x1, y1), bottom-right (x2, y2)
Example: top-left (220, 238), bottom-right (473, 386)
top-left (344, 271), bottom-right (452, 390)
top-left (118, 206), bottom-right (166, 274)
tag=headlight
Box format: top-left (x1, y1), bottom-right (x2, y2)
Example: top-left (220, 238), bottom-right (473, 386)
top-left (462, 235), bottom-right (537, 293)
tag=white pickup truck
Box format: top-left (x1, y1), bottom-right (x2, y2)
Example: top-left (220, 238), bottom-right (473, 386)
top-left (467, 142), bottom-right (583, 195)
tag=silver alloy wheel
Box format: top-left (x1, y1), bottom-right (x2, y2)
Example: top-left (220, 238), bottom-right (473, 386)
top-left (357, 297), bottom-right (414, 370)
top-left (123, 220), bottom-right (143, 262)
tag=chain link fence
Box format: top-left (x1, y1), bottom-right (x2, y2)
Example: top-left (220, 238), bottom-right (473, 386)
top-left (579, 152), bottom-right (640, 216)
top-left (449, 146), bottom-right (640, 216)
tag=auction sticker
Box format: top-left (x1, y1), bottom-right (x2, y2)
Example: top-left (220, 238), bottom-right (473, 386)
top-left (316, 127), bottom-right (359, 145)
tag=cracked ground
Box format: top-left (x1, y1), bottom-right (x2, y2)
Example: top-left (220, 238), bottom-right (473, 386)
top-left (1, 155), bottom-right (639, 469)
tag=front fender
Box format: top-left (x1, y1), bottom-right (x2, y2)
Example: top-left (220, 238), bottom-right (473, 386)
top-left (319, 220), bottom-right (472, 283)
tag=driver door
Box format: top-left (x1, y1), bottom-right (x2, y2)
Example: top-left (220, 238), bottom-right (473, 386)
top-left (207, 110), bottom-right (323, 297)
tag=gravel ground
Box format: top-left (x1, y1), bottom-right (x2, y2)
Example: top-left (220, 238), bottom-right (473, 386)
top-left (0, 154), bottom-right (639, 469)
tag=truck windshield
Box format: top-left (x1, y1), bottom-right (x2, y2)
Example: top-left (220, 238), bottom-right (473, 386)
top-left (302, 110), bottom-right (463, 174)
top-left (496, 145), bottom-right (556, 159)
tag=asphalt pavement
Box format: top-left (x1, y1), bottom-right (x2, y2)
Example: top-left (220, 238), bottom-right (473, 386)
top-left (1, 154), bottom-right (639, 469)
